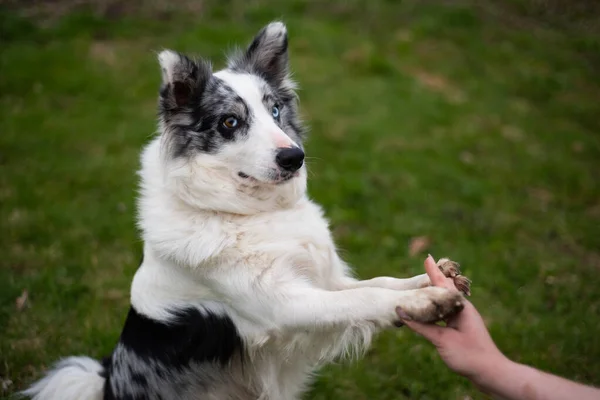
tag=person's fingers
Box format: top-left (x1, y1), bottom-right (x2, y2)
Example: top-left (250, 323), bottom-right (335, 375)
top-left (425, 255), bottom-right (458, 291)
top-left (442, 276), bottom-right (459, 291)
top-left (424, 254), bottom-right (447, 287)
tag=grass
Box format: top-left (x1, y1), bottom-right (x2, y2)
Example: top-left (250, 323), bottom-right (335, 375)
top-left (1, 0), bottom-right (600, 398)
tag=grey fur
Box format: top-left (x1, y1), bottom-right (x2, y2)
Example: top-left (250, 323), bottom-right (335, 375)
top-left (158, 21), bottom-right (305, 159)
top-left (22, 22), bottom-right (311, 400)
top-left (228, 21), bottom-right (290, 89)
top-left (109, 344), bottom-right (255, 400)
top-left (159, 57), bottom-right (255, 157)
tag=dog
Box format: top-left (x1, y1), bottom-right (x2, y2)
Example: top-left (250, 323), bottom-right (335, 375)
top-left (23, 21), bottom-right (470, 400)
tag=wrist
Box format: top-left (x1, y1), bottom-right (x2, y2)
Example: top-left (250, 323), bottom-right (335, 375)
top-left (469, 352), bottom-right (514, 392)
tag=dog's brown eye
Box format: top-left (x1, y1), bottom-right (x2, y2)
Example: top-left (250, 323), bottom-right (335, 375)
top-left (223, 116), bottom-right (238, 129)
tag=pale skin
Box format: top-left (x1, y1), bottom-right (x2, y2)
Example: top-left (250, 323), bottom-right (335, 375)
top-left (397, 255), bottom-right (600, 400)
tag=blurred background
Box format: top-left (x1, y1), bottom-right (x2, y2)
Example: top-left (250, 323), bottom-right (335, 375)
top-left (1, 0), bottom-right (599, 398)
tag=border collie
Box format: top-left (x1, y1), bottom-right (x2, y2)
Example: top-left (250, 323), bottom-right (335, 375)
top-left (24, 21), bottom-right (470, 400)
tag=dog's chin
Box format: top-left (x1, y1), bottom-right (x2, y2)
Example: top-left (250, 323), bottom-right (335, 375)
top-left (238, 171), bottom-right (298, 186)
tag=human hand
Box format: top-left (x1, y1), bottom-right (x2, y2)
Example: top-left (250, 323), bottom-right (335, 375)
top-left (396, 255), bottom-right (506, 384)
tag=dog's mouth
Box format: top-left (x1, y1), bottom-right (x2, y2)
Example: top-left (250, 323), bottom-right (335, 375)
top-left (238, 171), bottom-right (298, 185)
top-left (238, 172), bottom-right (255, 180)
top-left (274, 173), bottom-right (297, 185)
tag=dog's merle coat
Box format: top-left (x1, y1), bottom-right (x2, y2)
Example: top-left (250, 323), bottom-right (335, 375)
top-left (159, 23), bottom-right (303, 159)
top-left (23, 21), bottom-right (469, 400)
top-left (103, 23), bottom-right (300, 400)
top-left (25, 22), bottom-right (301, 400)
top-left (102, 306), bottom-right (245, 399)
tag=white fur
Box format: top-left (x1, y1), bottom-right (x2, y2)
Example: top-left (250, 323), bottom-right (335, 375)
top-left (130, 70), bottom-right (457, 399)
top-left (22, 357), bottom-right (104, 400)
top-left (158, 49), bottom-right (183, 83)
top-left (212, 70), bottom-right (300, 183)
top-left (24, 61), bottom-right (461, 400)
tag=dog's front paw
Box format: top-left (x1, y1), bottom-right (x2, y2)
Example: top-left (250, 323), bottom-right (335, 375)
top-left (437, 258), bottom-right (471, 296)
top-left (397, 286), bottom-right (464, 324)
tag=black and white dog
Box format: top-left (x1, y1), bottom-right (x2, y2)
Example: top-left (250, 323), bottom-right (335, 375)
top-left (24, 22), bottom-right (470, 400)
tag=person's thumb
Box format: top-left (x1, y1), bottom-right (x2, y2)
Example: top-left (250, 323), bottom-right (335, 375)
top-left (397, 308), bottom-right (448, 345)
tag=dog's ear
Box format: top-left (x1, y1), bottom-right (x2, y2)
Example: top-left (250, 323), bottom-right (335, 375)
top-left (229, 21), bottom-right (289, 87)
top-left (158, 50), bottom-right (212, 108)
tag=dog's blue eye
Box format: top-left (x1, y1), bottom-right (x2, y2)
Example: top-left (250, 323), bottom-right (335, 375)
top-left (272, 105), bottom-right (280, 119)
top-left (223, 116), bottom-right (238, 129)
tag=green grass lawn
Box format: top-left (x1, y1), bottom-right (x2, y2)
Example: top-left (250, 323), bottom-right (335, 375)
top-left (1, 1), bottom-right (600, 398)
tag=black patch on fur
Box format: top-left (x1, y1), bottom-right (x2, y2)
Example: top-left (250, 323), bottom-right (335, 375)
top-left (99, 356), bottom-right (111, 379)
top-left (159, 67), bottom-right (254, 157)
top-left (131, 371), bottom-right (148, 386)
top-left (103, 375), bottom-right (116, 400)
top-left (119, 306), bottom-right (243, 366)
top-left (158, 22), bottom-right (306, 158)
top-left (103, 306), bottom-right (243, 399)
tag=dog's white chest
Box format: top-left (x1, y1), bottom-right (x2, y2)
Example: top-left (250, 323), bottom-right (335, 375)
top-left (228, 199), bottom-right (343, 288)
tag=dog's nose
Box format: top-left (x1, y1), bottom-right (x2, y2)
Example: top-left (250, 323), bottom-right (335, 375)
top-left (276, 147), bottom-right (305, 172)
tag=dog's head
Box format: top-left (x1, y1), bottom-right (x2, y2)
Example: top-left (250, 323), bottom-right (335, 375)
top-left (155, 22), bottom-right (307, 214)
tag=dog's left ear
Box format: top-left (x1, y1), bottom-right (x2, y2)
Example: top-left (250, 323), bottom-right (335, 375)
top-left (229, 21), bottom-right (289, 87)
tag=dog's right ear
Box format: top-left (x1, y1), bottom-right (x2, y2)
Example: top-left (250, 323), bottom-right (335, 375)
top-left (158, 50), bottom-right (212, 109)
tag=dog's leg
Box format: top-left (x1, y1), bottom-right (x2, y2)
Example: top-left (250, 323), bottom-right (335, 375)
top-left (277, 286), bottom-right (464, 326)
top-left (228, 284), bottom-right (465, 329)
top-left (337, 258), bottom-right (471, 296)
top-left (339, 274), bottom-right (430, 291)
